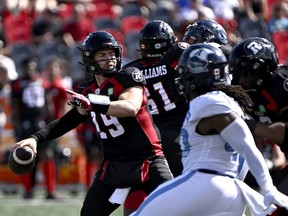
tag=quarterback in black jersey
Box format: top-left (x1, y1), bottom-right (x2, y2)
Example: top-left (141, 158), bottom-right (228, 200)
top-left (229, 37), bottom-right (288, 216)
top-left (11, 31), bottom-right (172, 216)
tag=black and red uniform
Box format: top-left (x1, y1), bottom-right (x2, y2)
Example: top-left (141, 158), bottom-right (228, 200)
top-left (11, 75), bottom-right (47, 140)
top-left (31, 67), bottom-right (173, 216)
top-left (246, 65), bottom-right (288, 216)
top-left (11, 73), bottom-right (58, 198)
top-left (124, 42), bottom-right (189, 177)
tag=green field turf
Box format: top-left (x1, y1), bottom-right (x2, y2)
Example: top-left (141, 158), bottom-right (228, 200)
top-left (0, 184), bottom-right (254, 216)
top-left (0, 185), bottom-right (123, 216)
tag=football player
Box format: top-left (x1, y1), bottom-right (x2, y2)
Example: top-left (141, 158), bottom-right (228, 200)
top-left (122, 20), bottom-right (189, 215)
top-left (130, 43), bottom-right (288, 216)
top-left (229, 37), bottom-right (288, 216)
top-left (11, 57), bottom-right (58, 199)
top-left (11, 31), bottom-right (173, 216)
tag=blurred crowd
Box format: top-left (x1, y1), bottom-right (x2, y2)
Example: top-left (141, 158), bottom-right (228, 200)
top-left (1, 0), bottom-right (288, 83)
top-left (0, 0), bottom-right (288, 199)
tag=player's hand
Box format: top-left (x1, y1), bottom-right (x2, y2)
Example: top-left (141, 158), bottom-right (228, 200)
top-left (65, 89), bottom-right (92, 110)
top-left (264, 186), bottom-right (288, 210)
top-left (11, 138), bottom-right (37, 155)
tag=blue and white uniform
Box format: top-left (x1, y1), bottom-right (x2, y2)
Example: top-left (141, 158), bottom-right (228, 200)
top-left (130, 91), bottom-right (277, 216)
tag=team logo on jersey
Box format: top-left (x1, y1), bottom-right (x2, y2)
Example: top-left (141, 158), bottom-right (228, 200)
top-left (108, 88), bottom-right (113, 96)
top-left (95, 88), bottom-right (100, 94)
top-left (178, 42), bottom-right (189, 49)
top-left (132, 69), bottom-right (144, 82)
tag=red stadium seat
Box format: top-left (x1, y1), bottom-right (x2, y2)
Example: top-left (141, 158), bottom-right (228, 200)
top-left (272, 31), bottom-right (288, 64)
top-left (3, 14), bottom-right (32, 44)
top-left (87, 2), bottom-right (116, 20)
top-left (120, 16), bottom-right (148, 35)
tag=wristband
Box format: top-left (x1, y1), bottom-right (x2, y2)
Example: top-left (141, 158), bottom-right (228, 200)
top-left (88, 94), bottom-right (110, 114)
top-left (280, 123), bottom-right (288, 153)
top-left (30, 135), bottom-right (39, 142)
top-left (244, 119), bottom-right (257, 134)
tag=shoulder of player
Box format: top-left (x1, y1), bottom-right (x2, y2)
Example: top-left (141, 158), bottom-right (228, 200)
top-left (77, 79), bottom-right (94, 93)
top-left (115, 67), bottom-right (145, 85)
top-left (162, 42), bottom-right (189, 59)
top-left (119, 67), bottom-right (141, 75)
top-left (190, 91), bottom-right (237, 116)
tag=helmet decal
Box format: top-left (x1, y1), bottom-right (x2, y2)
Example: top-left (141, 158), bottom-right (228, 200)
top-left (229, 37), bottom-right (279, 87)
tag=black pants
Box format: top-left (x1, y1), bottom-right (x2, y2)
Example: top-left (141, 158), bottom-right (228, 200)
top-left (80, 156), bottom-right (173, 216)
top-left (160, 129), bottom-right (183, 177)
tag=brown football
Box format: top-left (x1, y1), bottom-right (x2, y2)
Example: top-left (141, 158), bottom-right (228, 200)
top-left (8, 146), bottom-right (35, 175)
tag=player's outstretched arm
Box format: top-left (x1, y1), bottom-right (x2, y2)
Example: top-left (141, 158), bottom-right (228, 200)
top-left (245, 119), bottom-right (288, 153)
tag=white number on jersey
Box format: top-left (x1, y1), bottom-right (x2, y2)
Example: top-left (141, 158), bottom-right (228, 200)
top-left (146, 82), bottom-right (176, 115)
top-left (91, 111), bottom-right (125, 139)
top-left (22, 83), bottom-right (45, 108)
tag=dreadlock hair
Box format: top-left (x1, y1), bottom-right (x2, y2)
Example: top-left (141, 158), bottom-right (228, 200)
top-left (211, 84), bottom-right (253, 113)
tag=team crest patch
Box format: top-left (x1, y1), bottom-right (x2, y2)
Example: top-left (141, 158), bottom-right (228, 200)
top-left (178, 42), bottom-right (189, 49)
top-left (132, 70), bottom-right (143, 82)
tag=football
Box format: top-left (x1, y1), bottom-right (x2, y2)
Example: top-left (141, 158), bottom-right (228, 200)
top-left (8, 146), bottom-right (36, 175)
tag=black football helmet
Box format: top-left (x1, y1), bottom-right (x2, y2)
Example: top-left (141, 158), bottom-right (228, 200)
top-left (139, 20), bottom-right (177, 58)
top-left (181, 19), bottom-right (228, 45)
top-left (175, 43), bottom-right (229, 99)
top-left (79, 31), bottom-right (122, 77)
top-left (229, 37), bottom-right (279, 87)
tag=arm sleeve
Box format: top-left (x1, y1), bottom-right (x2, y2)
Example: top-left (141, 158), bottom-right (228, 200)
top-left (31, 108), bottom-right (90, 143)
top-left (220, 118), bottom-right (274, 191)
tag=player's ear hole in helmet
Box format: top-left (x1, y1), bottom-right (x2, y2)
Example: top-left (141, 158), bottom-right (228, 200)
top-left (175, 43), bottom-right (229, 100)
top-left (229, 37), bottom-right (279, 86)
top-left (139, 20), bottom-right (177, 58)
top-left (78, 31), bottom-right (122, 77)
top-left (181, 19), bottom-right (228, 45)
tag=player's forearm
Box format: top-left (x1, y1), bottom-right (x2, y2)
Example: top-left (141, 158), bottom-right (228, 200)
top-left (107, 100), bottom-right (140, 117)
top-left (31, 108), bottom-right (89, 143)
top-left (245, 119), bottom-right (288, 153)
top-left (254, 122), bottom-right (285, 144)
top-left (221, 118), bottom-right (274, 190)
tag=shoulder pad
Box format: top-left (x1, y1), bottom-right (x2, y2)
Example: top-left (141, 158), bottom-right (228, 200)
top-left (119, 67), bottom-right (145, 83)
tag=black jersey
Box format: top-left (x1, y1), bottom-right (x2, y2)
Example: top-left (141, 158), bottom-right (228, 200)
top-left (248, 65), bottom-right (288, 123)
top-left (11, 77), bottom-right (47, 123)
top-left (77, 67), bottom-right (163, 161)
top-left (123, 42), bottom-right (189, 131)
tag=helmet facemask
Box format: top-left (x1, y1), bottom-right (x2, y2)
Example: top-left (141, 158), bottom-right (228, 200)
top-left (80, 48), bottom-right (121, 77)
top-left (79, 31), bottom-right (122, 77)
top-left (176, 43), bottom-right (229, 100)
